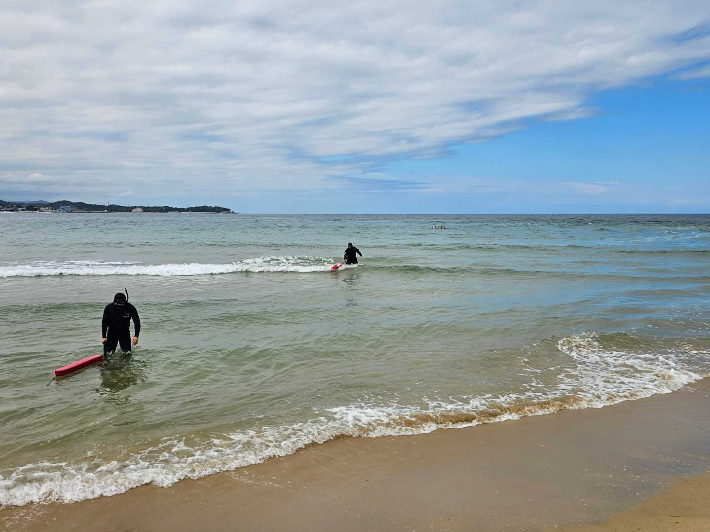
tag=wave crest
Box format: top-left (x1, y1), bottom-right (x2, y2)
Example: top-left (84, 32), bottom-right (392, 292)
top-left (0, 257), bottom-right (352, 277)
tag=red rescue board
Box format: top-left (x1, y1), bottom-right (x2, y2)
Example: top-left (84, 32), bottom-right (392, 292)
top-left (331, 262), bottom-right (344, 271)
top-left (55, 354), bottom-right (103, 377)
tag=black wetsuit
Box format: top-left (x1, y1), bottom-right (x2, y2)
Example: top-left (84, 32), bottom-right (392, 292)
top-left (102, 302), bottom-right (140, 354)
top-left (344, 246), bottom-right (362, 265)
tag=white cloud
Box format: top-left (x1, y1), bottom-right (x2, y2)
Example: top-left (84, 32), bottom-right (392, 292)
top-left (678, 64), bottom-right (710, 79)
top-left (412, 175), bottom-right (627, 199)
top-left (669, 198), bottom-right (708, 205)
top-left (0, 1), bottom-right (709, 199)
top-left (0, 172), bottom-right (51, 183)
top-left (117, 190), bottom-right (135, 197)
top-left (565, 182), bottom-right (610, 195)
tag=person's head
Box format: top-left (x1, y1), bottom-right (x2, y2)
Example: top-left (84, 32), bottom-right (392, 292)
top-left (113, 292), bottom-right (127, 306)
top-left (348, 242), bottom-right (353, 248)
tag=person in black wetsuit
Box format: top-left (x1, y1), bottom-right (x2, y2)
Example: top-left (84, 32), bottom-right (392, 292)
top-left (102, 292), bottom-right (140, 357)
top-left (343, 242), bottom-right (363, 265)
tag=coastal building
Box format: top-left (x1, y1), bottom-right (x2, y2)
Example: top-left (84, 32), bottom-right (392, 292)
top-left (131, 207), bottom-right (144, 213)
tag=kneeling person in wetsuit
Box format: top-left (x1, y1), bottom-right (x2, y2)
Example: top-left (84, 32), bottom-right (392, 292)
top-left (102, 292), bottom-right (140, 357)
top-left (344, 242), bottom-right (363, 265)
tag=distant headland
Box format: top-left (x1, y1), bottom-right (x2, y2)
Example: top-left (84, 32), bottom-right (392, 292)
top-left (0, 199), bottom-right (236, 214)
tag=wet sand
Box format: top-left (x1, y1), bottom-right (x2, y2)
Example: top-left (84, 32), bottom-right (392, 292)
top-left (555, 472), bottom-right (710, 532)
top-left (3, 380), bottom-right (710, 532)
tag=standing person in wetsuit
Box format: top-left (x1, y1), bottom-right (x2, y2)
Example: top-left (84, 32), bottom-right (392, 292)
top-left (102, 292), bottom-right (140, 358)
top-left (343, 243), bottom-right (363, 265)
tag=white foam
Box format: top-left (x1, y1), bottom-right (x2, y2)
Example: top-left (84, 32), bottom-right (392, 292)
top-left (555, 332), bottom-right (703, 406)
top-left (0, 257), bottom-right (341, 277)
top-left (1, 332), bottom-right (707, 508)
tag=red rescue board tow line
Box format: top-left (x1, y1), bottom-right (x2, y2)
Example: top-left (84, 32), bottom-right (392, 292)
top-left (48, 354), bottom-right (103, 385)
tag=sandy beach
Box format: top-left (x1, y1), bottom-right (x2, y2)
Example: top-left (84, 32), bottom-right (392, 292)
top-left (3, 378), bottom-right (710, 531)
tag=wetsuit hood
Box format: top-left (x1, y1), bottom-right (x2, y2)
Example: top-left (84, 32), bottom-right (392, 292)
top-left (114, 292), bottom-right (127, 304)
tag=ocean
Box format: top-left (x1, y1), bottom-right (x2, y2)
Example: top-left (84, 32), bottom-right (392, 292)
top-left (1, 213), bottom-right (709, 507)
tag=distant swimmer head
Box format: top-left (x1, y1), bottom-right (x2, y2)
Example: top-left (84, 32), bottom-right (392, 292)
top-left (114, 292), bottom-right (127, 305)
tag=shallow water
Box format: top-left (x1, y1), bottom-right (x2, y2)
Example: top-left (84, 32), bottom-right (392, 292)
top-left (1, 213), bottom-right (709, 506)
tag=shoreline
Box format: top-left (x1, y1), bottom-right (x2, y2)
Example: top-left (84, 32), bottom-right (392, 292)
top-left (3, 379), bottom-right (710, 531)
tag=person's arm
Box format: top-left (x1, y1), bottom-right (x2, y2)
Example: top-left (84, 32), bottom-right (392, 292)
top-left (357, 248), bottom-right (362, 257)
top-left (130, 304), bottom-right (141, 344)
top-left (102, 305), bottom-right (110, 341)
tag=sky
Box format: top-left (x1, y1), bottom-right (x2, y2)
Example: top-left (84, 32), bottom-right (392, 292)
top-left (1, 0), bottom-right (709, 213)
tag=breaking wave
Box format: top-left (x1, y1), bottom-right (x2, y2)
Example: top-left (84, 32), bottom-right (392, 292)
top-left (2, 259), bottom-right (706, 281)
top-left (0, 258), bottom-right (354, 277)
top-left (1, 332), bottom-right (707, 508)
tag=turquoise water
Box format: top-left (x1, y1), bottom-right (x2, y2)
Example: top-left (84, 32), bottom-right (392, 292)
top-left (1, 213), bottom-right (709, 506)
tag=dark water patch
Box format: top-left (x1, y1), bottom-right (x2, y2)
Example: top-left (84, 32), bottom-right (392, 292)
top-left (612, 248), bottom-right (710, 255)
top-left (0, 301), bottom-right (103, 316)
top-left (369, 263), bottom-right (710, 283)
